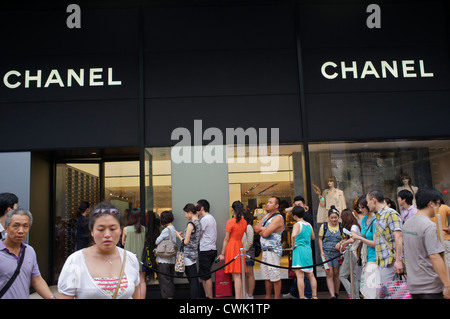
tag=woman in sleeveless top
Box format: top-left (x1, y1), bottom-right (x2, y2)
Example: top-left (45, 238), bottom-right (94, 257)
top-left (291, 206), bottom-right (318, 299)
top-left (122, 208), bottom-right (146, 299)
top-left (177, 203), bottom-right (202, 299)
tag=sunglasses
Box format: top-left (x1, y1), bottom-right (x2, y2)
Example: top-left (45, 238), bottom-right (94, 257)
top-left (93, 208), bottom-right (120, 216)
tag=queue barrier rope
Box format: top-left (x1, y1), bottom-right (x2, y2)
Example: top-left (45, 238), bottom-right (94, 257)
top-left (139, 253), bottom-right (240, 279)
top-left (139, 250), bottom-right (344, 279)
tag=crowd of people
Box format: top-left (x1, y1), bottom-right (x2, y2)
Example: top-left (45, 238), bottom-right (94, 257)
top-left (0, 186), bottom-right (449, 300)
top-left (314, 188), bottom-right (450, 300)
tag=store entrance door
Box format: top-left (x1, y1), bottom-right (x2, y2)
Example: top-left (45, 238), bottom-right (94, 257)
top-left (52, 159), bottom-right (140, 283)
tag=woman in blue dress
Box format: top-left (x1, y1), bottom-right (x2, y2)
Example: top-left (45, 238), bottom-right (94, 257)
top-left (291, 206), bottom-right (318, 299)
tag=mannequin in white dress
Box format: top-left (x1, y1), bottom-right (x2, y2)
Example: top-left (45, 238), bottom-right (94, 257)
top-left (313, 176), bottom-right (347, 224)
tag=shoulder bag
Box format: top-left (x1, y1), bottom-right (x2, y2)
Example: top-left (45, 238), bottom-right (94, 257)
top-left (154, 227), bottom-right (177, 258)
top-left (0, 246), bottom-right (27, 298)
top-left (112, 249), bottom-right (127, 299)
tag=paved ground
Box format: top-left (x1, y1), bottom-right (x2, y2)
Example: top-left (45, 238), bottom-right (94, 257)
top-left (30, 285), bottom-right (349, 299)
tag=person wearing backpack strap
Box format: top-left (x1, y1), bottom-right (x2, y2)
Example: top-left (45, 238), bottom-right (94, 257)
top-left (0, 209), bottom-right (54, 299)
top-left (318, 206), bottom-right (344, 299)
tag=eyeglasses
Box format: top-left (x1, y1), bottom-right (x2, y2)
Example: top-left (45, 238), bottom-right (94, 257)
top-left (358, 206), bottom-right (368, 211)
top-left (93, 208), bottom-right (120, 216)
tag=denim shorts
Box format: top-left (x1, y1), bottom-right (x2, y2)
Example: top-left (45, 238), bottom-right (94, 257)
top-left (324, 249), bottom-right (341, 268)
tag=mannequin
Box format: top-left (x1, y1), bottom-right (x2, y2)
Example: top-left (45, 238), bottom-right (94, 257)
top-left (313, 176), bottom-right (347, 223)
top-left (397, 174), bottom-right (418, 207)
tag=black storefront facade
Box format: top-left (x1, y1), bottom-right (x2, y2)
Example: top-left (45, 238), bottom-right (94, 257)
top-left (1, 0), bottom-right (450, 298)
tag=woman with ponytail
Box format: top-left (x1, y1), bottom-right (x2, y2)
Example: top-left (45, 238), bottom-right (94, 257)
top-left (219, 200), bottom-right (247, 299)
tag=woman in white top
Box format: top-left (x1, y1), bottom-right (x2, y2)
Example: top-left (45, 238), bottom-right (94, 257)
top-left (58, 201), bottom-right (140, 299)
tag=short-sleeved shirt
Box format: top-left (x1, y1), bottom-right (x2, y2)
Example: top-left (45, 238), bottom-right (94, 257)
top-left (0, 240), bottom-right (41, 299)
top-left (199, 214), bottom-right (217, 252)
top-left (403, 215), bottom-right (445, 294)
top-left (375, 206), bottom-right (402, 268)
top-left (57, 247), bottom-right (140, 299)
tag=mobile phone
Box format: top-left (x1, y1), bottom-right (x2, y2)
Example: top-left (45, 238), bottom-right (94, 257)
top-left (343, 228), bottom-right (352, 236)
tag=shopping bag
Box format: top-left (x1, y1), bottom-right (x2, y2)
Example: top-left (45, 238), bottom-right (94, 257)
top-left (215, 266), bottom-right (233, 298)
top-left (378, 274), bottom-right (411, 299)
top-left (174, 242), bottom-right (185, 276)
top-left (360, 262), bottom-right (379, 299)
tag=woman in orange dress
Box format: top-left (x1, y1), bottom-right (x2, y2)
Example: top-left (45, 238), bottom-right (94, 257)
top-left (219, 200), bottom-right (247, 299)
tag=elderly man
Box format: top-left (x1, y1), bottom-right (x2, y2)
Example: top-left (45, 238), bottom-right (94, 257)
top-left (0, 209), bottom-right (54, 299)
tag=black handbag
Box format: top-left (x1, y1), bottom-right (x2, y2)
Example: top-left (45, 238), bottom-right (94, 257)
top-left (0, 246), bottom-right (26, 298)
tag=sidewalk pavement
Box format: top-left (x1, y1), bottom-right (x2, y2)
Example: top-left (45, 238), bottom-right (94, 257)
top-left (30, 285), bottom-right (349, 299)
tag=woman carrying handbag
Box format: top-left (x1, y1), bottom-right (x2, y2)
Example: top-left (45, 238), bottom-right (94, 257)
top-left (176, 203), bottom-right (202, 299)
top-left (155, 210), bottom-right (177, 299)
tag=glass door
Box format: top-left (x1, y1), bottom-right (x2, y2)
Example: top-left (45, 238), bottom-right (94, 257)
top-left (53, 160), bottom-right (140, 283)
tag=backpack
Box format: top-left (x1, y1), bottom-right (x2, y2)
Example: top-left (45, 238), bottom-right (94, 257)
top-left (323, 221), bottom-right (343, 238)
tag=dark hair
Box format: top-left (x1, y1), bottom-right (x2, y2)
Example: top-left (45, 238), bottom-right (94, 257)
top-left (183, 203), bottom-right (199, 214)
top-left (384, 197), bottom-right (397, 211)
top-left (397, 190), bottom-right (413, 206)
top-left (89, 201), bottom-right (123, 231)
top-left (197, 199), bottom-right (210, 212)
top-left (293, 195), bottom-right (305, 204)
top-left (341, 208), bottom-right (360, 235)
top-left (76, 201), bottom-right (90, 218)
top-left (415, 187), bottom-right (443, 210)
top-left (367, 189), bottom-right (384, 203)
top-left (127, 208), bottom-right (143, 233)
top-left (243, 209), bottom-right (254, 226)
top-left (270, 196), bottom-right (281, 206)
top-left (160, 210), bottom-right (174, 225)
top-left (0, 192), bottom-right (19, 217)
top-left (328, 205), bottom-right (340, 217)
top-left (232, 200), bottom-right (244, 223)
top-left (292, 205), bottom-right (305, 219)
top-left (357, 196), bottom-right (368, 210)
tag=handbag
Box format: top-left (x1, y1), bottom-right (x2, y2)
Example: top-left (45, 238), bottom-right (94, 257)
top-left (142, 240), bottom-right (153, 270)
top-left (154, 227), bottom-right (177, 258)
top-left (174, 242), bottom-right (185, 275)
top-left (112, 249), bottom-right (127, 299)
top-left (214, 263), bottom-right (233, 298)
top-left (0, 246), bottom-right (26, 298)
top-left (378, 273), bottom-right (411, 299)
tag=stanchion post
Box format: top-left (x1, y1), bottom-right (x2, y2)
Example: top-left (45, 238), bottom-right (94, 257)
top-left (240, 248), bottom-right (246, 299)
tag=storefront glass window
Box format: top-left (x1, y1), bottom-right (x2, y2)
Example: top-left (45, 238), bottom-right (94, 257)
top-left (145, 144), bottom-right (306, 283)
top-left (308, 139), bottom-right (450, 277)
top-left (104, 161), bottom-right (141, 213)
